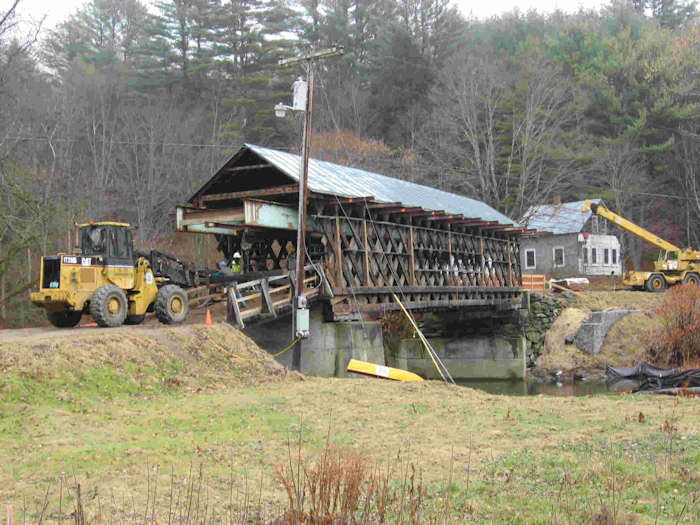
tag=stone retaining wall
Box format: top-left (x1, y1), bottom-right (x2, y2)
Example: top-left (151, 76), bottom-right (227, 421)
top-left (524, 293), bottom-right (564, 362)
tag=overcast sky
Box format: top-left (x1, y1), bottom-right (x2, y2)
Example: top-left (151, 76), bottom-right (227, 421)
top-left (15, 0), bottom-right (607, 32)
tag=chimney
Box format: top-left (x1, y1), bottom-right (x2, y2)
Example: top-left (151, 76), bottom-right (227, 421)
top-left (553, 194), bottom-right (561, 206)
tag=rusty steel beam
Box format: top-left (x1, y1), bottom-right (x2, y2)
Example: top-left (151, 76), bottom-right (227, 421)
top-left (335, 286), bottom-right (522, 295)
top-left (333, 297), bottom-right (521, 315)
top-left (202, 184), bottom-right (299, 202)
top-left (451, 220), bottom-right (491, 228)
top-left (328, 195), bottom-right (376, 205)
top-left (387, 206), bottom-right (422, 215)
top-left (366, 201), bottom-right (404, 210)
top-left (179, 207), bottom-right (244, 227)
top-left (423, 213), bottom-right (463, 222)
top-left (451, 218), bottom-right (488, 224)
top-left (223, 163), bottom-right (273, 172)
top-left (403, 209), bottom-right (446, 217)
top-left (480, 223), bottom-right (513, 231)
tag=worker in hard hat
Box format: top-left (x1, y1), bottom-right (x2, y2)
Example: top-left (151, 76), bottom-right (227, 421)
top-left (230, 252), bottom-right (243, 273)
top-left (212, 260), bottom-right (233, 278)
top-left (229, 251), bottom-right (246, 307)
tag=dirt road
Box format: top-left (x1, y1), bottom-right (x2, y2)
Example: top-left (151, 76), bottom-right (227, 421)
top-left (0, 301), bottom-right (230, 344)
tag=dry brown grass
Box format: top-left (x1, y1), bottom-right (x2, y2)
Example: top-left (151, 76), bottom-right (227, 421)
top-left (572, 290), bottom-right (664, 312)
top-left (3, 377), bottom-right (698, 522)
top-left (0, 323), bottom-right (294, 392)
top-left (537, 291), bottom-right (666, 373)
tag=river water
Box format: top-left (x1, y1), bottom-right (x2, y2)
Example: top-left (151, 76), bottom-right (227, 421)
top-left (457, 378), bottom-right (639, 396)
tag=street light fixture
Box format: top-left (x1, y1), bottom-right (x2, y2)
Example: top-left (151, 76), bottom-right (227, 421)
top-left (274, 103), bottom-right (292, 118)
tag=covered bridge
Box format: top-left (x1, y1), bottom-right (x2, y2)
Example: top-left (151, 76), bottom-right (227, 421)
top-left (177, 144), bottom-right (525, 321)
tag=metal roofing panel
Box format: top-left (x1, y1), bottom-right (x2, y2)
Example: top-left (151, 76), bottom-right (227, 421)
top-left (521, 199), bottom-right (601, 234)
top-left (245, 144), bottom-right (517, 225)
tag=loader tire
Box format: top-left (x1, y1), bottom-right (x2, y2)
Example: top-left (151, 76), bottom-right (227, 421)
top-left (155, 285), bottom-right (188, 324)
top-left (47, 310), bottom-right (82, 328)
top-left (645, 274), bottom-right (667, 293)
top-left (90, 284), bottom-right (128, 327)
top-left (125, 314), bottom-right (146, 325)
top-left (683, 273), bottom-right (700, 285)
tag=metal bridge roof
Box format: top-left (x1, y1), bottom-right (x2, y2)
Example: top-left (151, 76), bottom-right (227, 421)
top-left (242, 144), bottom-right (517, 225)
top-left (521, 199), bottom-right (601, 234)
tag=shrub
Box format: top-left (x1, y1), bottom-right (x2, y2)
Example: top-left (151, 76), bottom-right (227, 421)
top-left (647, 284), bottom-right (700, 367)
top-left (276, 446), bottom-right (425, 524)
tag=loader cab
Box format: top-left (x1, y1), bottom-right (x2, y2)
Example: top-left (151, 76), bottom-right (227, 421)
top-left (78, 222), bottom-right (134, 266)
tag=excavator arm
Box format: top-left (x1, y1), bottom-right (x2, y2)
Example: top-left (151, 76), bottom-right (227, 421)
top-left (581, 200), bottom-right (680, 252)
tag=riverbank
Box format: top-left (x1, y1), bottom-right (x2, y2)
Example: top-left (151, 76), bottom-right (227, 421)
top-left (2, 326), bottom-right (698, 522)
top-left (533, 290), bottom-right (666, 378)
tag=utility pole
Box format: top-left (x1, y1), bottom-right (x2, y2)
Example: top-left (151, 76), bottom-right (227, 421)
top-left (276, 47), bottom-right (343, 368)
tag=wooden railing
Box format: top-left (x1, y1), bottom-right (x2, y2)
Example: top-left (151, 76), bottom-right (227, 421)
top-left (225, 265), bottom-right (327, 329)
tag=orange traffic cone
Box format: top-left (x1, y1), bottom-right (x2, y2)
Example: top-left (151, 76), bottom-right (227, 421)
top-left (205, 308), bottom-right (213, 326)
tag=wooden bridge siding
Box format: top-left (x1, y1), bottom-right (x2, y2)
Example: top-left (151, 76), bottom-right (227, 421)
top-left (312, 214), bottom-right (522, 316)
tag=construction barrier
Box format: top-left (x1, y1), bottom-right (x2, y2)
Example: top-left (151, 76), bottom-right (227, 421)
top-left (521, 274), bottom-right (546, 292)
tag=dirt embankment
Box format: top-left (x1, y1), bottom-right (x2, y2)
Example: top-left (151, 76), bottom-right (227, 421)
top-left (536, 291), bottom-right (665, 375)
top-left (0, 323), bottom-right (297, 397)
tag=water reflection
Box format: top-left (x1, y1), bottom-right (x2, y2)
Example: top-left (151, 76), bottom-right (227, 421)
top-left (456, 378), bottom-right (638, 397)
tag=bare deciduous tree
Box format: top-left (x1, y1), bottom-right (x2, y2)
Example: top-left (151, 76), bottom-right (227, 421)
top-left (424, 47), bottom-right (584, 219)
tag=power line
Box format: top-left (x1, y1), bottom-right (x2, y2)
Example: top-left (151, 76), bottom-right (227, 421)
top-left (3, 136), bottom-right (237, 148)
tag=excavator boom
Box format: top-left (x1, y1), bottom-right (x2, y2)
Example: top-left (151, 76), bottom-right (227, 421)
top-left (581, 200), bottom-right (680, 252)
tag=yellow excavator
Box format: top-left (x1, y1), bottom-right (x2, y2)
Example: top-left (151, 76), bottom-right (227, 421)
top-left (582, 200), bottom-right (700, 292)
top-left (31, 221), bottom-right (207, 327)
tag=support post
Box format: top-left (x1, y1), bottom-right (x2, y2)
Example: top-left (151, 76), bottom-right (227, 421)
top-left (408, 226), bottom-right (416, 286)
top-left (260, 279), bottom-right (277, 317)
top-left (507, 241), bottom-right (514, 287)
top-left (479, 236), bottom-right (486, 287)
top-left (362, 219), bottom-right (370, 286)
top-left (227, 286), bottom-right (245, 329)
top-left (335, 216), bottom-right (343, 288)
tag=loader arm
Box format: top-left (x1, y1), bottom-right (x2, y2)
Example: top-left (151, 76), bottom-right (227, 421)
top-left (581, 200), bottom-right (680, 252)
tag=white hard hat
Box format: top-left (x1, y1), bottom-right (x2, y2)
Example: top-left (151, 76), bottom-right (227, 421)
top-left (233, 252), bottom-right (241, 259)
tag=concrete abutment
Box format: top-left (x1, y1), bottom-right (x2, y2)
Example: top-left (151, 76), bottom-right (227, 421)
top-left (243, 306), bottom-right (383, 377)
top-left (244, 303), bottom-right (528, 380)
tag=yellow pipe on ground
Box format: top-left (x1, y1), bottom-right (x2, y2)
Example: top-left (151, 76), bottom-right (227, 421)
top-left (346, 359), bottom-right (424, 381)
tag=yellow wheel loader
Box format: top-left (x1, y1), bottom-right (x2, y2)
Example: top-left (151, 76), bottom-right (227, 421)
top-left (31, 222), bottom-right (207, 327)
top-left (582, 201), bottom-right (700, 292)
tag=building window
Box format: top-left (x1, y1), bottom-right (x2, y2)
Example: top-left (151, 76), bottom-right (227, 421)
top-left (553, 247), bottom-right (565, 267)
top-left (604, 248), bottom-right (609, 264)
top-left (591, 248), bottom-right (597, 264)
top-left (612, 249), bottom-right (617, 264)
top-left (525, 249), bottom-right (536, 269)
top-left (583, 247), bottom-right (588, 264)
top-left (591, 216), bottom-right (599, 234)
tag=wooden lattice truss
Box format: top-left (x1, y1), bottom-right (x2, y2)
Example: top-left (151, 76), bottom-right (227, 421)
top-left (213, 196), bottom-right (523, 320)
top-left (308, 199), bottom-right (522, 319)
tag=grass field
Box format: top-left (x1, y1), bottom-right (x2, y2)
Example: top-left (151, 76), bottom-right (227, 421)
top-left (1, 323), bottom-right (699, 523)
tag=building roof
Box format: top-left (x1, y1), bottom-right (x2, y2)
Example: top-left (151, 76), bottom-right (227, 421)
top-left (521, 199), bottom-right (601, 234)
top-left (189, 144), bottom-right (518, 226)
